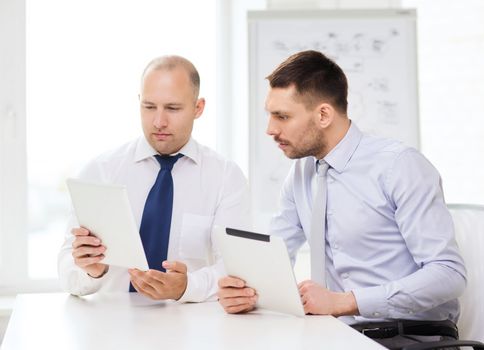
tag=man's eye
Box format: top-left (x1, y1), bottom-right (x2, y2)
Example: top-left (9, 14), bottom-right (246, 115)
top-left (143, 105), bottom-right (155, 110)
top-left (167, 107), bottom-right (181, 111)
top-left (278, 115), bottom-right (288, 120)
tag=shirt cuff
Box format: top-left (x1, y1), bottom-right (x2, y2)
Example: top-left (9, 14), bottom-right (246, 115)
top-left (63, 266), bottom-right (105, 296)
top-left (352, 285), bottom-right (389, 319)
top-left (177, 272), bottom-right (211, 303)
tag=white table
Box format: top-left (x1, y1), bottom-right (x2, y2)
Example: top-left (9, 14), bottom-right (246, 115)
top-left (2, 293), bottom-right (384, 350)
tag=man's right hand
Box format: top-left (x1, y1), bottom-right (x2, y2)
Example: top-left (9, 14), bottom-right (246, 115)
top-left (71, 227), bottom-right (108, 278)
top-left (217, 276), bottom-right (258, 314)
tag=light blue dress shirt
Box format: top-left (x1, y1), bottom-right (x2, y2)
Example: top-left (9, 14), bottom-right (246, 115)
top-left (270, 121), bottom-right (467, 324)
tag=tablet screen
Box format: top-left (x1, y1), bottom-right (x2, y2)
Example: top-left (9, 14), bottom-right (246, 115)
top-left (215, 226), bottom-right (305, 317)
top-left (66, 178), bottom-right (149, 271)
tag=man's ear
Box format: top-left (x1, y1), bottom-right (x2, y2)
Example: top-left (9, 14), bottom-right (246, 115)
top-left (194, 98), bottom-right (205, 119)
top-left (317, 103), bottom-right (335, 129)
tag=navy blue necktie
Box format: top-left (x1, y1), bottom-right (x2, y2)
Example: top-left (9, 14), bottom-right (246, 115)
top-left (129, 153), bottom-right (183, 292)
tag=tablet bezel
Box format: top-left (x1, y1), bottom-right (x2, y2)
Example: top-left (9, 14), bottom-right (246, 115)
top-left (66, 178), bottom-right (149, 271)
top-left (215, 226), bottom-right (305, 317)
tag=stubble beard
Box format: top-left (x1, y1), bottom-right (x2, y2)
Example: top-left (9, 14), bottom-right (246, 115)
top-left (282, 121), bottom-right (326, 160)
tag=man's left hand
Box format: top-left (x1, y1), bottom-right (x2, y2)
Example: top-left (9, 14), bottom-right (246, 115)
top-left (298, 280), bottom-right (359, 316)
top-left (129, 261), bottom-right (188, 300)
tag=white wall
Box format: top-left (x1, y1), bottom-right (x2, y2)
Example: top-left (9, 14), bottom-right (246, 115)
top-left (406, 0), bottom-right (484, 205)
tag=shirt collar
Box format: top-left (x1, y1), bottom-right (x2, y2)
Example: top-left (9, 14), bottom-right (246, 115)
top-left (134, 136), bottom-right (200, 165)
top-left (323, 120), bottom-right (363, 173)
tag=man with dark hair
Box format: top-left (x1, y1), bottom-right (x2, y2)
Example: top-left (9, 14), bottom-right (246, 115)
top-left (218, 50), bottom-right (466, 349)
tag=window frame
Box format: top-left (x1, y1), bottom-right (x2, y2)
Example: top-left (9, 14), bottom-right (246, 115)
top-left (0, 0), bottom-right (32, 293)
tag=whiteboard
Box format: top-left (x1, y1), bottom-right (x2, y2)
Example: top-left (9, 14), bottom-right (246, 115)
top-left (248, 9), bottom-right (419, 230)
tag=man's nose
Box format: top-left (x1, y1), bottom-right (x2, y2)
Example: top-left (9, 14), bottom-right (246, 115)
top-left (153, 111), bottom-right (168, 129)
top-left (266, 118), bottom-right (279, 136)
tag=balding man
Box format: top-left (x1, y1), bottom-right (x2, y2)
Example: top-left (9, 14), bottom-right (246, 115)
top-left (58, 55), bottom-right (249, 302)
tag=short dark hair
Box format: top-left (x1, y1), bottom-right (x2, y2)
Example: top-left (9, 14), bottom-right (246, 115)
top-left (266, 50), bottom-right (348, 113)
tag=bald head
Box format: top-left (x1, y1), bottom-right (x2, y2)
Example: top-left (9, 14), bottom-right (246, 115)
top-left (141, 55), bottom-right (200, 100)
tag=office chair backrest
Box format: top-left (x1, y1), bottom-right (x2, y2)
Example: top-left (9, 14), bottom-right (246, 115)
top-left (448, 204), bottom-right (484, 342)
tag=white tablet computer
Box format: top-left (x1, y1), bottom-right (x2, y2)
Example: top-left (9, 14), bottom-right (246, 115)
top-left (66, 178), bottom-right (149, 271)
top-left (214, 226), bottom-right (305, 317)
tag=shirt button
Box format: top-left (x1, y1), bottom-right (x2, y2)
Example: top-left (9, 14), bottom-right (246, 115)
top-left (373, 312), bottom-right (380, 317)
top-left (408, 310), bottom-right (414, 315)
top-left (333, 243), bottom-right (339, 249)
top-left (341, 273), bottom-right (349, 279)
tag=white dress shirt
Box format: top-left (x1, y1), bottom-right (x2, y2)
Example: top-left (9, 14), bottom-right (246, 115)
top-left (58, 137), bottom-right (250, 302)
top-left (271, 122), bottom-right (466, 324)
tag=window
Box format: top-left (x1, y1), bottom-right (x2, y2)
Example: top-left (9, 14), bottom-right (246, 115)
top-left (402, 0), bottom-right (484, 204)
top-left (0, 0), bottom-right (28, 291)
top-left (25, 0), bottom-right (216, 282)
